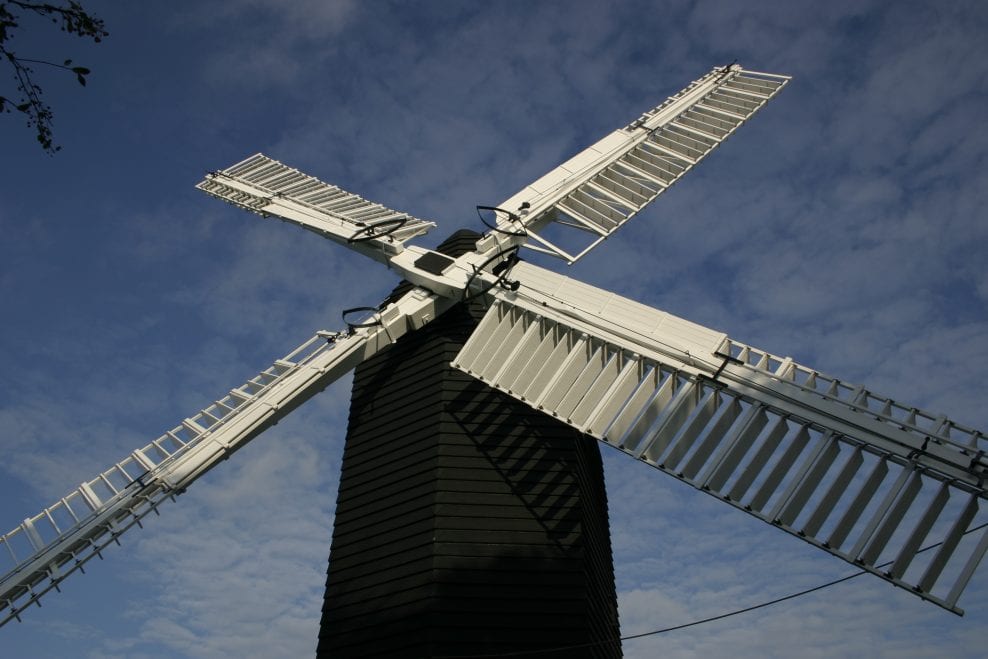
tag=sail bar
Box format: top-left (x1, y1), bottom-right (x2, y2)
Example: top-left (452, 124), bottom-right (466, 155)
top-left (197, 154), bottom-right (436, 264)
top-left (0, 287), bottom-right (447, 627)
top-left (451, 267), bottom-right (988, 613)
top-left (485, 65), bottom-right (789, 263)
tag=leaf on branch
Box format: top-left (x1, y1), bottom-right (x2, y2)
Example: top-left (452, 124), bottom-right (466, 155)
top-left (72, 65), bottom-right (89, 86)
top-left (64, 59), bottom-right (72, 66)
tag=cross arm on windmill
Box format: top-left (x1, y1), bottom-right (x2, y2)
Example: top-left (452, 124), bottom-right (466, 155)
top-left (2, 63), bottom-right (986, 635)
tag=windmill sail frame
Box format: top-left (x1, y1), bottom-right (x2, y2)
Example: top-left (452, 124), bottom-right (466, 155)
top-left (484, 65), bottom-right (790, 263)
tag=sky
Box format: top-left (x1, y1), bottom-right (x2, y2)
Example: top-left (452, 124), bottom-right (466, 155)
top-left (1, 0), bottom-right (986, 657)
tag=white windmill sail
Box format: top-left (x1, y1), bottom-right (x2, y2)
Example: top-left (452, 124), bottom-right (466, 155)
top-left (451, 262), bottom-right (988, 614)
top-left (478, 65), bottom-right (790, 263)
top-left (197, 153), bottom-right (436, 263)
top-left (0, 289), bottom-right (447, 626)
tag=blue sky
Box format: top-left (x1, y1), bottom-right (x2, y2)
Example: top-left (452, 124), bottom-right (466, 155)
top-left (1, 1), bottom-right (987, 656)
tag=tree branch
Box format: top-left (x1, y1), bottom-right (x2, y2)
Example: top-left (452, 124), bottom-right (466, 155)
top-left (0, 1), bottom-right (108, 153)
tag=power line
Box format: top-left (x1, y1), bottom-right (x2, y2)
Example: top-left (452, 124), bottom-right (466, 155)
top-left (621, 566), bottom-right (869, 642)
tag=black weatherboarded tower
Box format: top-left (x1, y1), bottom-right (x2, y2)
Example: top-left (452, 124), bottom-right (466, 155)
top-left (317, 232), bottom-right (621, 657)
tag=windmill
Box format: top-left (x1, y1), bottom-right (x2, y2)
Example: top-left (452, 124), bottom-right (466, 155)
top-left (2, 63), bottom-right (986, 651)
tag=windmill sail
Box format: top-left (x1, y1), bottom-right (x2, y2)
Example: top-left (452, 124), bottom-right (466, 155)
top-left (451, 262), bottom-right (988, 613)
top-left (0, 289), bottom-right (447, 626)
top-left (197, 153), bottom-right (436, 263)
top-left (488, 65), bottom-right (790, 263)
